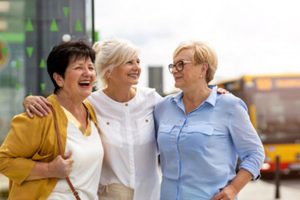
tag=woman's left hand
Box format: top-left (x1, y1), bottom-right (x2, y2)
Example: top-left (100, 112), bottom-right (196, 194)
top-left (211, 185), bottom-right (238, 200)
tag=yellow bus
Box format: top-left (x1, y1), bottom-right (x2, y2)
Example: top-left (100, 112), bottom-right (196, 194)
top-left (216, 74), bottom-right (300, 175)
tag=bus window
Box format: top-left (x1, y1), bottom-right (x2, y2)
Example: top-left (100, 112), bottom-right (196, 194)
top-left (217, 75), bottom-right (300, 173)
top-left (253, 90), bottom-right (300, 144)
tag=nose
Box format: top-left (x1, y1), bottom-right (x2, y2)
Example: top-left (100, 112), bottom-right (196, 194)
top-left (83, 66), bottom-right (90, 74)
top-left (171, 66), bottom-right (179, 74)
top-left (132, 61), bottom-right (140, 70)
top-left (83, 66), bottom-right (95, 77)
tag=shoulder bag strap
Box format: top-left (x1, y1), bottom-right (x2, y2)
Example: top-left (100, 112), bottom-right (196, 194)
top-left (49, 105), bottom-right (81, 200)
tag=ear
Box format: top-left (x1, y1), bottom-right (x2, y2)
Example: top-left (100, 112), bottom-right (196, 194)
top-left (201, 63), bottom-right (208, 73)
top-left (53, 72), bottom-right (64, 87)
top-left (105, 70), bottom-right (112, 79)
top-left (199, 63), bottom-right (208, 78)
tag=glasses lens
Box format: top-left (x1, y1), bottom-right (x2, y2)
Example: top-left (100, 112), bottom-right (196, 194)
top-left (176, 60), bottom-right (184, 72)
top-left (168, 64), bottom-right (174, 73)
top-left (169, 60), bottom-right (187, 73)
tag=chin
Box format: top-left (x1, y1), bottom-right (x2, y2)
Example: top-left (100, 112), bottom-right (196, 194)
top-left (174, 82), bottom-right (182, 88)
top-left (131, 80), bottom-right (139, 85)
top-left (82, 90), bottom-right (92, 97)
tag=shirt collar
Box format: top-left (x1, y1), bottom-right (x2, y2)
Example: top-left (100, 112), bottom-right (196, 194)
top-left (206, 85), bottom-right (217, 107)
top-left (171, 91), bottom-right (183, 104)
top-left (170, 85), bottom-right (218, 107)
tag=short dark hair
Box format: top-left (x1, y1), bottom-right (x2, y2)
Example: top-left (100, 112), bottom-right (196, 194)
top-left (47, 40), bottom-right (96, 93)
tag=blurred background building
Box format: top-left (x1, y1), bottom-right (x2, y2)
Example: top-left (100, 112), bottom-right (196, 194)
top-left (0, 0), bottom-right (95, 143)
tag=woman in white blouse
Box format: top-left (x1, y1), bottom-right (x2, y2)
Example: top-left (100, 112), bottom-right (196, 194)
top-left (23, 39), bottom-right (162, 200)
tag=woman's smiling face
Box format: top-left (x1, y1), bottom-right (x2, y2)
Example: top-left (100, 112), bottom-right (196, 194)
top-left (55, 56), bottom-right (96, 100)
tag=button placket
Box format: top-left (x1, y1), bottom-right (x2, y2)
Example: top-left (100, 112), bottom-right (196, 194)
top-left (124, 102), bottom-right (136, 187)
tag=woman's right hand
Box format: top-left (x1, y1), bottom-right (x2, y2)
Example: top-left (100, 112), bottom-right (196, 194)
top-left (27, 152), bottom-right (74, 180)
top-left (48, 152), bottom-right (73, 178)
top-left (23, 95), bottom-right (51, 118)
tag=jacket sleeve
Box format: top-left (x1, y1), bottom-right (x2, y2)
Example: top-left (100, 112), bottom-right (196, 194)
top-left (0, 113), bottom-right (45, 185)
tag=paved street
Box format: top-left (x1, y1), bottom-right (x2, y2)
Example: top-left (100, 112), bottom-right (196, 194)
top-left (239, 177), bottom-right (300, 200)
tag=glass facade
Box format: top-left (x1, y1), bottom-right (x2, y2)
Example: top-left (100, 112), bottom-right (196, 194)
top-left (0, 0), bottom-right (93, 143)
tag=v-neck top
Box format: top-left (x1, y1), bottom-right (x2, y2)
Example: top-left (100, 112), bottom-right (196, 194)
top-left (48, 105), bottom-right (103, 199)
top-left (61, 106), bottom-right (91, 136)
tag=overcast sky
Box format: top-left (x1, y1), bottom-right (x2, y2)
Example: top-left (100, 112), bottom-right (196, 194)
top-left (94, 0), bottom-right (300, 92)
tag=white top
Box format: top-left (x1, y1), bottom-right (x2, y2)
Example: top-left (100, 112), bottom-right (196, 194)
top-left (88, 87), bottom-right (162, 200)
top-left (48, 108), bottom-right (104, 200)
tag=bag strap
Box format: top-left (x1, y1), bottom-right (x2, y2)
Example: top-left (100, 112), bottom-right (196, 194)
top-left (49, 105), bottom-right (81, 200)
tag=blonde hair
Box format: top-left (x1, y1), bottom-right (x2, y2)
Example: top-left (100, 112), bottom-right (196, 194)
top-left (173, 41), bottom-right (218, 83)
top-left (93, 39), bottom-right (139, 87)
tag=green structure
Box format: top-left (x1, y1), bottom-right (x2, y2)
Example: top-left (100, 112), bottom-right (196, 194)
top-left (0, 0), bottom-right (94, 143)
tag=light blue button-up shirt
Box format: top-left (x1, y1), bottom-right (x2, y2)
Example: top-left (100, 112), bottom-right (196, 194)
top-left (154, 86), bottom-right (265, 200)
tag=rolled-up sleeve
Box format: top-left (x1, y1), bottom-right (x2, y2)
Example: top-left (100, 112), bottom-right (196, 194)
top-left (229, 99), bottom-right (265, 179)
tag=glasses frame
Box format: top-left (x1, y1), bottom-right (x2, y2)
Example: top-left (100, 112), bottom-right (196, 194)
top-left (168, 60), bottom-right (192, 73)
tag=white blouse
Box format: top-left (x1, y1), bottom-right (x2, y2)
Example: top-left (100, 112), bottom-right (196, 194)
top-left (48, 107), bottom-right (103, 200)
top-left (88, 87), bottom-right (162, 200)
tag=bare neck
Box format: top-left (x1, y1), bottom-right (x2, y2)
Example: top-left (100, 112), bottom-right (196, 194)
top-left (182, 86), bottom-right (211, 115)
top-left (103, 85), bottom-right (137, 103)
top-left (55, 93), bottom-right (88, 129)
top-left (55, 93), bottom-right (86, 117)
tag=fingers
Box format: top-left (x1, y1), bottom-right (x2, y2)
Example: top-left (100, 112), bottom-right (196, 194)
top-left (24, 95), bottom-right (51, 117)
top-left (49, 155), bottom-right (74, 178)
top-left (25, 108), bottom-right (34, 118)
top-left (217, 88), bottom-right (230, 94)
top-left (33, 96), bottom-right (51, 116)
top-left (212, 186), bottom-right (236, 200)
top-left (38, 96), bottom-right (52, 113)
top-left (29, 104), bottom-right (47, 117)
top-left (212, 192), bottom-right (222, 200)
top-left (64, 151), bottom-right (72, 159)
top-left (63, 158), bottom-right (74, 176)
top-left (63, 156), bottom-right (73, 177)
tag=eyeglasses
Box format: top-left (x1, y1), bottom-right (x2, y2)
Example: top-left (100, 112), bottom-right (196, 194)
top-left (168, 60), bottom-right (192, 73)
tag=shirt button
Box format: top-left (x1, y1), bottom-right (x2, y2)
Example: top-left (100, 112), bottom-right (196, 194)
top-left (106, 122), bottom-right (110, 125)
top-left (145, 119), bottom-right (149, 123)
top-left (125, 103), bottom-right (128, 106)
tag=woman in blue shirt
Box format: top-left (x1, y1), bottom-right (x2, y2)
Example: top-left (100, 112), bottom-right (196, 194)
top-left (154, 41), bottom-right (265, 200)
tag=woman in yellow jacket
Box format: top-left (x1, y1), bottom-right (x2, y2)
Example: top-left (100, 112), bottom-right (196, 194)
top-left (0, 41), bottom-right (103, 199)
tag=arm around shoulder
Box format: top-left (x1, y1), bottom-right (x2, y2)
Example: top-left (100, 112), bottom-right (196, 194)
top-left (23, 95), bottom-right (51, 118)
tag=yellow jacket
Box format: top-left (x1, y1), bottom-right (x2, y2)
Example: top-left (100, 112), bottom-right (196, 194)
top-left (0, 94), bottom-right (99, 200)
